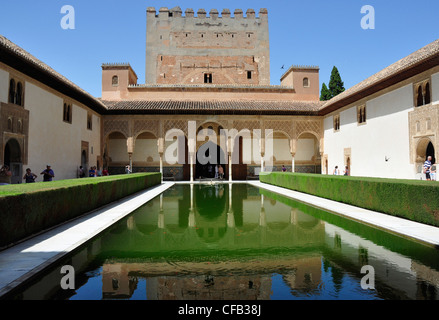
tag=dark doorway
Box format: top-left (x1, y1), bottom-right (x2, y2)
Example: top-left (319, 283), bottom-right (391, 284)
top-left (232, 136), bottom-right (247, 180)
top-left (427, 142), bottom-right (436, 164)
top-left (196, 141), bottom-right (226, 179)
top-left (81, 150), bottom-right (88, 174)
top-left (4, 138), bottom-right (22, 184)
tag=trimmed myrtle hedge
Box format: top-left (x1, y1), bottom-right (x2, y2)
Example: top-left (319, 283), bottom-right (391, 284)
top-left (260, 172), bottom-right (439, 228)
top-left (0, 173), bottom-right (161, 248)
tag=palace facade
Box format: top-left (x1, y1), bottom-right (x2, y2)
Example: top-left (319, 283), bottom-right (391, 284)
top-left (1, 7), bottom-right (438, 182)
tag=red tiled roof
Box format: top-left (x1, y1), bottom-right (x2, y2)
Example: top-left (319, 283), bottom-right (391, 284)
top-left (101, 99), bottom-right (325, 115)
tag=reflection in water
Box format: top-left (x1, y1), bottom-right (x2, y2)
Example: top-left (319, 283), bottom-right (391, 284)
top-left (9, 184), bottom-right (439, 300)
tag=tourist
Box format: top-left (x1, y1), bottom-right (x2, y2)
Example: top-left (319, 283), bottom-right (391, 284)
top-left (218, 165), bottom-right (224, 180)
top-left (125, 165), bottom-right (132, 174)
top-left (102, 167), bottom-right (109, 176)
top-left (431, 165), bottom-right (436, 181)
top-left (0, 165), bottom-right (12, 185)
top-left (333, 166), bottom-right (339, 175)
top-left (89, 166), bottom-right (96, 177)
top-left (215, 165), bottom-right (219, 179)
top-left (23, 168), bottom-right (37, 183)
top-left (78, 166), bottom-right (85, 178)
top-left (343, 166), bottom-right (349, 176)
top-left (41, 165), bottom-right (55, 182)
top-left (424, 156), bottom-right (432, 180)
top-left (282, 165), bottom-right (287, 172)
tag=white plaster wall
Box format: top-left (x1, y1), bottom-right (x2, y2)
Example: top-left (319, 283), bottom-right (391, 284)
top-left (0, 69), bottom-right (9, 103)
top-left (431, 72), bottom-right (439, 104)
top-left (273, 138), bottom-right (290, 161)
top-left (296, 138), bottom-right (316, 161)
top-left (324, 84), bottom-right (415, 179)
top-left (133, 139), bottom-right (159, 163)
top-left (108, 139), bottom-right (129, 163)
top-left (25, 82), bottom-right (101, 181)
top-left (242, 138), bottom-right (253, 164)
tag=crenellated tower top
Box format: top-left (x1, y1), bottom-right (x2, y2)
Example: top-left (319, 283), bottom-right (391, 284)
top-left (146, 7), bottom-right (268, 19)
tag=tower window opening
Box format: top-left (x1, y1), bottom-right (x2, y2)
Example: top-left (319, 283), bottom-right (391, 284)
top-left (204, 73), bottom-right (212, 84)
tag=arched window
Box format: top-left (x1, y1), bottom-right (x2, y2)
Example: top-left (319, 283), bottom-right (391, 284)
top-left (112, 75), bottom-right (119, 86)
top-left (7, 117), bottom-right (13, 131)
top-left (425, 82), bottom-right (431, 105)
top-left (303, 77), bottom-right (310, 88)
top-left (64, 103), bottom-right (67, 121)
top-left (204, 73), bottom-right (212, 84)
top-left (9, 79), bottom-right (16, 104)
top-left (87, 113), bottom-right (92, 130)
top-left (358, 105), bottom-right (366, 124)
top-left (334, 114), bottom-right (340, 132)
top-left (417, 85), bottom-right (424, 107)
top-left (415, 81), bottom-right (432, 107)
top-left (67, 104), bottom-right (71, 122)
top-left (16, 82), bottom-right (23, 106)
top-left (63, 103), bottom-right (72, 123)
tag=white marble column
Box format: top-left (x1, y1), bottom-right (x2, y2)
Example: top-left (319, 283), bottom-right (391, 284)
top-left (128, 153), bottom-right (133, 172)
top-left (291, 153), bottom-right (295, 173)
top-left (190, 152), bottom-right (194, 182)
top-left (159, 153), bottom-right (163, 180)
top-left (259, 195), bottom-right (266, 227)
top-left (228, 154), bottom-right (233, 182)
top-left (188, 184), bottom-right (195, 227)
top-left (157, 137), bottom-right (164, 180)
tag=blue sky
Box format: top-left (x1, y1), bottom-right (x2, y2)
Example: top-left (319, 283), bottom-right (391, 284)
top-left (1, 0), bottom-right (438, 98)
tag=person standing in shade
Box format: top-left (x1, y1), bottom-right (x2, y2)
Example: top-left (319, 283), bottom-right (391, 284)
top-left (23, 168), bottom-right (37, 183)
top-left (218, 165), bottom-right (224, 180)
top-left (424, 156), bottom-right (433, 181)
top-left (78, 166), bottom-right (85, 178)
top-left (0, 165), bottom-right (12, 185)
top-left (125, 165), bottom-right (132, 174)
top-left (41, 165), bottom-right (55, 182)
top-left (282, 165), bottom-right (287, 172)
top-left (431, 165), bottom-right (437, 181)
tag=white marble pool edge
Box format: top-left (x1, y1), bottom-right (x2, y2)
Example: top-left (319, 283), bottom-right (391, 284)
top-left (1, 179), bottom-right (439, 298)
top-left (249, 180), bottom-right (439, 248)
top-left (0, 182), bottom-right (175, 298)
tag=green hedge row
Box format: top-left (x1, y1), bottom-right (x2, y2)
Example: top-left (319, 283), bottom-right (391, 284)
top-left (0, 173), bottom-right (161, 248)
top-left (259, 172), bottom-right (439, 228)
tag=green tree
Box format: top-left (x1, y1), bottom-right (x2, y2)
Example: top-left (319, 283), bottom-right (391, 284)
top-left (320, 82), bottom-right (331, 101)
top-left (328, 66), bottom-right (345, 98)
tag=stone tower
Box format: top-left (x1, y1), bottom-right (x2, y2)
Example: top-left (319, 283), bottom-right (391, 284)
top-left (145, 7), bottom-right (270, 85)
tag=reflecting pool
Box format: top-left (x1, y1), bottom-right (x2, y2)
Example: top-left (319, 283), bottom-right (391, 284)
top-left (9, 184), bottom-right (439, 300)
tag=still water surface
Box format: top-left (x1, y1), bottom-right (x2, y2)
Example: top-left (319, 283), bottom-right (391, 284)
top-left (11, 184), bottom-right (439, 300)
